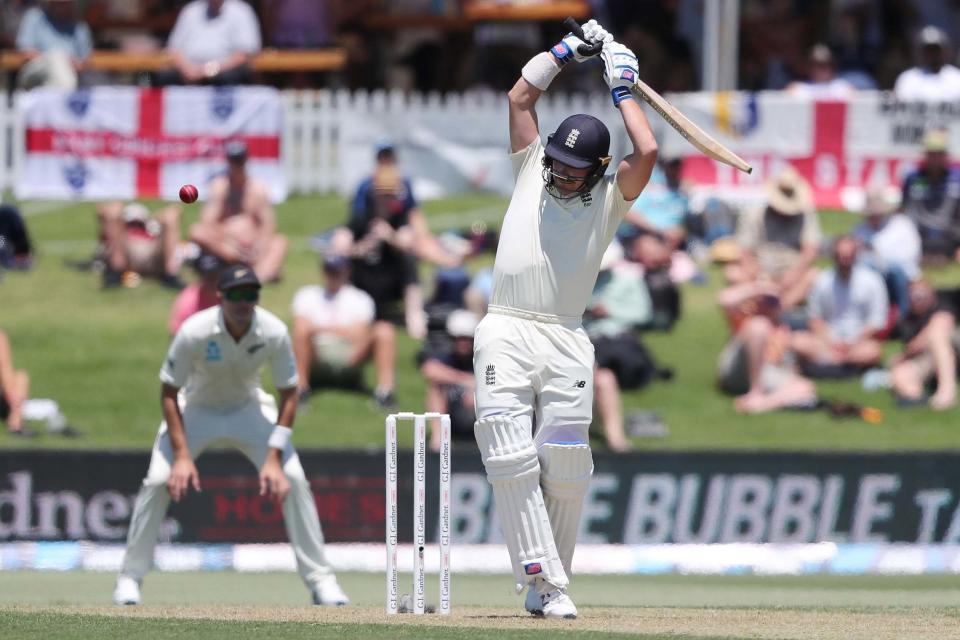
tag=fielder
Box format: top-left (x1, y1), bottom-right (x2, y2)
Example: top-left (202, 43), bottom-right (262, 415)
top-left (473, 20), bottom-right (658, 619)
top-left (113, 264), bottom-right (349, 606)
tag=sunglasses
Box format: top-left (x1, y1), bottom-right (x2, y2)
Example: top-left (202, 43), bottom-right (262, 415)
top-left (223, 288), bottom-right (259, 303)
top-left (548, 168), bottom-right (588, 183)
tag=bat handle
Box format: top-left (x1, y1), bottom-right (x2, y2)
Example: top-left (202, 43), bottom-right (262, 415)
top-left (563, 16), bottom-right (604, 57)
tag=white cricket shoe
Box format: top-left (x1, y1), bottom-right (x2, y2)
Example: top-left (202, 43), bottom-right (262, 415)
top-left (112, 575), bottom-right (141, 605)
top-left (540, 585), bottom-right (578, 620)
top-left (524, 584), bottom-right (544, 616)
top-left (311, 576), bottom-right (350, 606)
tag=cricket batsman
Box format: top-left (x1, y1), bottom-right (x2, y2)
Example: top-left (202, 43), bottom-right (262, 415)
top-left (113, 264), bottom-right (349, 607)
top-left (473, 20), bottom-right (658, 619)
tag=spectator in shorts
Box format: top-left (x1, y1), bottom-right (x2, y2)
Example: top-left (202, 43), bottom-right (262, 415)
top-left (419, 309), bottom-right (479, 452)
top-left (97, 201), bottom-right (186, 290)
top-left (584, 242), bottom-right (654, 452)
top-left (15, 0), bottom-right (92, 90)
top-left (894, 26), bottom-right (960, 102)
top-left (0, 329), bottom-right (75, 438)
top-left (725, 166), bottom-right (821, 313)
top-left (617, 157), bottom-right (689, 250)
top-left (189, 140), bottom-right (288, 283)
top-left (168, 253), bottom-right (224, 335)
top-left (156, 0), bottom-right (261, 86)
top-left (791, 235), bottom-right (888, 376)
top-left (291, 254), bottom-right (375, 401)
top-left (890, 279), bottom-right (958, 410)
top-left (901, 129), bottom-right (960, 264)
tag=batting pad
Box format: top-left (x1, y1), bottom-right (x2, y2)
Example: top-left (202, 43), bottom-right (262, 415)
top-left (539, 443), bottom-right (594, 576)
top-left (474, 416), bottom-right (568, 590)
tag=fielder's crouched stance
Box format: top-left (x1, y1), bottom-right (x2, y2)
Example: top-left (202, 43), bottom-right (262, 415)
top-left (473, 19), bottom-right (658, 619)
top-left (113, 264), bottom-right (349, 607)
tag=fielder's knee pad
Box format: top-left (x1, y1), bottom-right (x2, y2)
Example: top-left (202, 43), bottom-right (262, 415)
top-left (474, 416), bottom-right (568, 590)
top-left (539, 443), bottom-right (593, 576)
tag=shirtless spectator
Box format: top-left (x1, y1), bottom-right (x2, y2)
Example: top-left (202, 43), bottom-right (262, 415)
top-left (189, 140), bottom-right (288, 283)
top-left (97, 201), bottom-right (185, 290)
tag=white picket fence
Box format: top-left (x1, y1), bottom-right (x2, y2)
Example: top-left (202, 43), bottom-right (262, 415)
top-left (0, 88), bottom-right (613, 197)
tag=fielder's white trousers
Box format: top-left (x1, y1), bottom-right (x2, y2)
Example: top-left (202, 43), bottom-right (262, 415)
top-left (119, 390), bottom-right (334, 588)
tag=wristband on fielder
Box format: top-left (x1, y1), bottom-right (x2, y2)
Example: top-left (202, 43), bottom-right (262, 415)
top-left (522, 51), bottom-right (562, 91)
top-left (268, 425), bottom-right (292, 450)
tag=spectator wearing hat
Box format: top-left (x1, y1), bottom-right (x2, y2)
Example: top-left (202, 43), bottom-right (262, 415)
top-left (155, 0), bottom-right (261, 86)
top-left (791, 235), bottom-right (888, 377)
top-left (169, 253), bottom-right (225, 335)
top-left (901, 129), bottom-right (960, 264)
top-left (15, 0), bottom-right (92, 90)
top-left (852, 185), bottom-right (921, 321)
top-left (190, 140), bottom-right (288, 283)
top-left (725, 166), bottom-right (822, 313)
top-left (786, 43), bottom-right (855, 99)
top-left (96, 201), bottom-right (186, 290)
top-left (291, 254), bottom-right (376, 401)
top-left (894, 26), bottom-right (960, 102)
top-left (419, 309), bottom-right (479, 452)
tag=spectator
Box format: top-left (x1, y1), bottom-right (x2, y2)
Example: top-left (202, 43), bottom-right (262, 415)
top-left (786, 43), bottom-right (856, 99)
top-left (419, 309), bottom-right (478, 452)
top-left (1, 0), bottom-right (30, 49)
top-left (725, 166), bottom-right (821, 313)
top-left (792, 235), bottom-right (888, 376)
top-left (189, 140), bottom-right (288, 283)
top-left (260, 0), bottom-right (335, 48)
top-left (0, 203), bottom-right (34, 271)
top-left (631, 233), bottom-right (681, 331)
top-left (0, 329), bottom-right (75, 438)
top-left (155, 0), bottom-right (261, 86)
top-left (168, 252), bottom-right (224, 335)
top-left (890, 279), bottom-right (958, 410)
top-left (15, 0), bottom-right (92, 90)
top-left (894, 26), bottom-right (960, 102)
top-left (329, 140), bottom-right (461, 410)
top-left (584, 242), bottom-right (654, 452)
top-left (851, 185), bottom-right (920, 321)
top-left (97, 201), bottom-right (186, 290)
top-left (291, 254), bottom-right (375, 401)
top-left (901, 129), bottom-right (960, 264)
top-left (617, 157), bottom-right (689, 250)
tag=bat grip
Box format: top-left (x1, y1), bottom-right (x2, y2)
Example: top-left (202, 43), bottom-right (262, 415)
top-left (563, 17), bottom-right (603, 57)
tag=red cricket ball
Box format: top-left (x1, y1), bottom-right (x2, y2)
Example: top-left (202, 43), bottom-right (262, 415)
top-left (179, 184), bottom-right (199, 204)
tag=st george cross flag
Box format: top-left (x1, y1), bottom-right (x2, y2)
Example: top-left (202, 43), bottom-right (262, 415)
top-left (16, 86), bottom-right (286, 202)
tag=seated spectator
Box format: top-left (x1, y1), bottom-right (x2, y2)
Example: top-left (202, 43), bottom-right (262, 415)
top-left (791, 236), bottom-right (888, 376)
top-left (618, 157), bottom-right (689, 250)
top-left (464, 266), bottom-right (493, 317)
top-left (260, 0), bottom-right (334, 48)
top-left (630, 233), bottom-right (681, 331)
top-left (0, 203), bottom-right (34, 271)
top-left (725, 166), bottom-right (821, 312)
top-left (291, 254), bottom-right (375, 401)
top-left (901, 129), bottom-right (960, 264)
top-left (852, 185), bottom-right (920, 322)
top-left (15, 0), bottom-right (92, 90)
top-left (894, 26), bottom-right (960, 102)
top-left (97, 201), bottom-right (186, 290)
top-left (420, 309), bottom-right (479, 452)
top-left (155, 0), bottom-right (261, 86)
top-left (189, 140), bottom-right (288, 283)
top-left (889, 279), bottom-right (958, 410)
top-left (786, 43), bottom-right (855, 99)
top-left (1, 329), bottom-right (75, 438)
top-left (329, 140), bottom-right (461, 410)
top-left (585, 242), bottom-right (657, 452)
top-left (168, 252), bottom-right (224, 335)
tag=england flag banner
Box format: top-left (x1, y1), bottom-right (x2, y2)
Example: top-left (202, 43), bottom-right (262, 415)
top-left (16, 86), bottom-right (286, 202)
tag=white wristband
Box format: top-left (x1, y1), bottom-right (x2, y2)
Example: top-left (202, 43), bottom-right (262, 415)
top-left (521, 52), bottom-right (561, 91)
top-left (268, 425), bottom-right (292, 451)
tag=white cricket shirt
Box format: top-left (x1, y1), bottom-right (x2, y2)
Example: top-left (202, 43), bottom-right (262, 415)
top-left (291, 284), bottom-right (375, 328)
top-left (489, 139), bottom-right (635, 321)
top-left (160, 306), bottom-right (298, 412)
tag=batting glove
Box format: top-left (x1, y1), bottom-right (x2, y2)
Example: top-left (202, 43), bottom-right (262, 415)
top-left (551, 19), bottom-right (610, 64)
top-left (602, 42), bottom-right (639, 106)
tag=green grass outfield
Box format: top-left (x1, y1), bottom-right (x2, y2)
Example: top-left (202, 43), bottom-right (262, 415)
top-left (1, 571), bottom-right (959, 639)
top-left (4, 193), bottom-right (960, 452)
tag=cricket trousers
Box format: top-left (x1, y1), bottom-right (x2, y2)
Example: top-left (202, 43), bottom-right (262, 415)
top-left (120, 390), bottom-right (334, 588)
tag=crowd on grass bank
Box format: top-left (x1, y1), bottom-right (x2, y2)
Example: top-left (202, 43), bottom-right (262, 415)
top-left (4, 125), bottom-right (960, 448)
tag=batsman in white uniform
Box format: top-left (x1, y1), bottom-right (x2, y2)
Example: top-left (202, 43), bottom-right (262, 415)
top-left (473, 20), bottom-right (658, 619)
top-left (113, 264), bottom-right (349, 606)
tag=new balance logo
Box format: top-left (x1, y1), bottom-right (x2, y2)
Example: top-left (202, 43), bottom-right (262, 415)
top-left (564, 128), bottom-right (580, 148)
top-left (573, 380), bottom-right (586, 388)
top-left (485, 364), bottom-right (496, 386)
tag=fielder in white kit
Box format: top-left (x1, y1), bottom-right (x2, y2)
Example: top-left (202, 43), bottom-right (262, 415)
top-left (113, 264), bottom-right (349, 606)
top-left (473, 20), bottom-right (658, 619)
